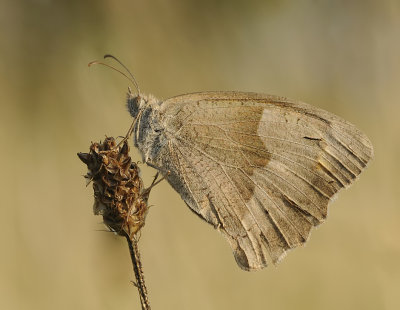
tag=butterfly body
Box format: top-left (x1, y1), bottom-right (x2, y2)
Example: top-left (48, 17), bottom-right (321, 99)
top-left (127, 91), bottom-right (374, 271)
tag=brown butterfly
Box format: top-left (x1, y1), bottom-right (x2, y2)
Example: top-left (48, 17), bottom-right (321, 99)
top-left (95, 55), bottom-right (374, 271)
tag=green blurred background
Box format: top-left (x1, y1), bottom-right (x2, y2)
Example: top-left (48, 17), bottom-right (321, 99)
top-left (1, 0), bottom-right (399, 309)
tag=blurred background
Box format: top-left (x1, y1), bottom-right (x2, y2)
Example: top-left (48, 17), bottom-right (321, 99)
top-left (1, 0), bottom-right (399, 309)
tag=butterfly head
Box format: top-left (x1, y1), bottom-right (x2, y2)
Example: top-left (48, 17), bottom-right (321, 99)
top-left (127, 90), bottom-right (147, 119)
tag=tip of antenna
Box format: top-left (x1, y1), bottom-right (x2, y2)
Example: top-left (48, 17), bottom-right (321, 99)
top-left (88, 60), bottom-right (99, 67)
top-left (88, 55), bottom-right (141, 96)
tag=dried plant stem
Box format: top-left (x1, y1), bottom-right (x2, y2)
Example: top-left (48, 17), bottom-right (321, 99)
top-left (79, 137), bottom-right (155, 309)
top-left (126, 235), bottom-right (151, 310)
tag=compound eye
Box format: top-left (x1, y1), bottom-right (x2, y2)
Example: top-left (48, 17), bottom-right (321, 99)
top-left (127, 96), bottom-right (140, 118)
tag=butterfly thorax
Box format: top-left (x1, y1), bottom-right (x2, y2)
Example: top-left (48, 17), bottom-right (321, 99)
top-left (128, 93), bottom-right (166, 168)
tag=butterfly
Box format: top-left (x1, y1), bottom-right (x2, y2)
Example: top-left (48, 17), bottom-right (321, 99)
top-left (127, 90), bottom-right (373, 271)
top-left (93, 56), bottom-right (374, 271)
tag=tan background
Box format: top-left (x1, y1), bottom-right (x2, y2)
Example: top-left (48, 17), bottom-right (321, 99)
top-left (1, 1), bottom-right (399, 309)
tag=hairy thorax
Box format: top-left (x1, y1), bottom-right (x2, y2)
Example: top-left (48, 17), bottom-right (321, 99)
top-left (130, 94), bottom-right (167, 169)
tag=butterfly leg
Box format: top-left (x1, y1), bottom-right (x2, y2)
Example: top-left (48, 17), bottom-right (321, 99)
top-left (142, 170), bottom-right (171, 197)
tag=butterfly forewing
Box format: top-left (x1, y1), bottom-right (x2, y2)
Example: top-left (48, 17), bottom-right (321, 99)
top-left (145, 91), bottom-right (373, 270)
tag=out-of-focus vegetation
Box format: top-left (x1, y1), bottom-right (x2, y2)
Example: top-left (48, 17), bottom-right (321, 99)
top-left (1, 1), bottom-right (399, 309)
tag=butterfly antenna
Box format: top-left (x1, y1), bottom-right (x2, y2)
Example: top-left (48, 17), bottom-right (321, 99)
top-left (88, 60), bottom-right (138, 93)
top-left (104, 54), bottom-right (141, 96)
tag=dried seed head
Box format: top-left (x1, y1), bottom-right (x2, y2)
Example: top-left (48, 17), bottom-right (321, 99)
top-left (78, 137), bottom-right (149, 240)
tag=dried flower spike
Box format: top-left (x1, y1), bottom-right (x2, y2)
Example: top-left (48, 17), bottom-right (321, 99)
top-left (78, 137), bottom-right (149, 240)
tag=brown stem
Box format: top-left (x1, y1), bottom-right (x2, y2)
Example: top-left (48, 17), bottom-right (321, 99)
top-left (126, 235), bottom-right (151, 310)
